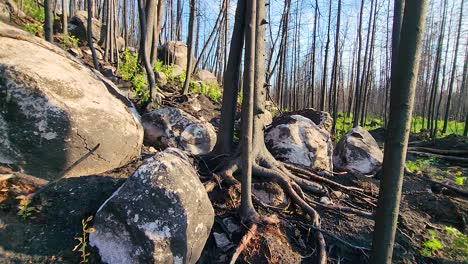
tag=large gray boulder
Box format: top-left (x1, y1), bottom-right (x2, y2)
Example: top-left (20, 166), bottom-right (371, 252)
top-left (0, 23), bottom-right (143, 180)
top-left (68, 11), bottom-right (102, 42)
top-left (0, 0), bottom-right (25, 21)
top-left (142, 107), bottom-right (216, 155)
top-left (159, 41), bottom-right (189, 69)
top-left (0, 0), bottom-right (10, 21)
top-left (90, 148), bottom-right (214, 264)
top-left (265, 115), bottom-right (333, 171)
top-left (333, 126), bottom-right (383, 175)
top-left (288, 108), bottom-right (333, 133)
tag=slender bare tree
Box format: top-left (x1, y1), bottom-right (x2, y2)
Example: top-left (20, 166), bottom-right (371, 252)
top-left (371, 0), bottom-right (428, 262)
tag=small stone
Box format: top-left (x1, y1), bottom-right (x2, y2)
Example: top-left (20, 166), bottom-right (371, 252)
top-left (320, 196), bottom-right (333, 205)
top-left (155, 71), bottom-right (167, 86)
top-left (213, 232), bottom-right (234, 252)
top-left (221, 217), bottom-right (241, 235)
top-left (331, 191), bottom-right (348, 200)
top-left (148, 146), bottom-right (157, 153)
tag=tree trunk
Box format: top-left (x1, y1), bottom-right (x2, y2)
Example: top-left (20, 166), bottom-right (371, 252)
top-left (310, 0), bottom-right (318, 108)
top-left (44, 0), bottom-right (54, 42)
top-left (371, 0), bottom-right (428, 262)
top-left (176, 0), bottom-right (182, 41)
top-left (137, 0), bottom-right (156, 104)
top-left (353, 0), bottom-right (365, 126)
top-left (192, 0), bottom-right (225, 73)
top-left (62, 0), bottom-right (68, 35)
top-left (443, 0), bottom-right (464, 133)
top-left (212, 0), bottom-right (246, 155)
top-left (320, 0), bottom-right (332, 111)
top-left (87, 0), bottom-right (99, 70)
top-left (182, 0), bottom-right (196, 95)
top-left (239, 0), bottom-right (257, 221)
top-left (331, 0), bottom-right (342, 133)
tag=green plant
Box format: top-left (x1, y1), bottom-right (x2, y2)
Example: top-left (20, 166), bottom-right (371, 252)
top-left (421, 230), bottom-right (444, 257)
top-left (119, 49), bottom-right (140, 81)
top-left (454, 177), bottom-right (465, 186)
top-left (118, 49), bottom-right (150, 103)
top-left (154, 60), bottom-right (175, 78)
top-left (204, 82), bottom-right (222, 101)
top-left (444, 226), bottom-right (468, 258)
top-left (23, 0), bottom-right (45, 22)
top-left (192, 81), bottom-right (222, 101)
top-left (406, 160), bottom-right (420, 173)
top-left (16, 195), bottom-right (37, 220)
top-left (61, 34), bottom-right (80, 49)
top-left (73, 216), bottom-right (96, 263)
top-left (24, 22), bottom-right (43, 35)
top-left (132, 72), bottom-right (150, 102)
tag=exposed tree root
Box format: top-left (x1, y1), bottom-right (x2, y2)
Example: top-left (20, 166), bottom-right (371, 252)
top-left (209, 146), bottom-right (383, 263)
top-left (212, 151), bottom-right (327, 264)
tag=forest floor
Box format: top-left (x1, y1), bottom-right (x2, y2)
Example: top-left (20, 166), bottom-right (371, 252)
top-left (1, 78), bottom-right (467, 264)
top-left (1, 16), bottom-right (468, 264)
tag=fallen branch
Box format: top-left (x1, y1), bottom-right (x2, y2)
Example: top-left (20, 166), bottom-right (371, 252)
top-left (427, 179), bottom-right (468, 198)
top-left (407, 151), bottom-right (468, 163)
top-left (229, 224), bottom-right (258, 264)
top-left (408, 147), bottom-right (468, 156)
top-left (290, 220), bottom-right (371, 252)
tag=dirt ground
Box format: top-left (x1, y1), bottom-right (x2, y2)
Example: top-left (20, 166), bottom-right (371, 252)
top-left (2, 109), bottom-right (466, 264)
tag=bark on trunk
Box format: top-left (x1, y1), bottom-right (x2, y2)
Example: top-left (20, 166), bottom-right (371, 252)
top-left (371, 0), bottom-right (427, 262)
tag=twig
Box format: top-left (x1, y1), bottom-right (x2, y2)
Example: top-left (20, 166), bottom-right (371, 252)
top-left (30, 144), bottom-right (101, 201)
top-left (293, 220), bottom-right (371, 252)
top-left (229, 224), bottom-right (258, 264)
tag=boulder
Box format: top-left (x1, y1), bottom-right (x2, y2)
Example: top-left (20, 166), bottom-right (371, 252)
top-left (68, 10), bottom-right (102, 42)
top-left (67, 46), bottom-right (83, 58)
top-left (0, 23), bottom-right (143, 180)
top-left (288, 108), bottom-right (333, 133)
top-left (0, 0), bottom-right (10, 21)
top-left (159, 41), bottom-right (189, 69)
top-left (195, 69), bottom-right (218, 84)
top-left (0, 0), bottom-right (25, 21)
top-left (155, 71), bottom-right (167, 86)
top-left (170, 64), bottom-right (185, 77)
top-left (90, 148), bottom-right (214, 264)
top-left (333, 126), bottom-right (383, 175)
top-left (117, 36), bottom-right (125, 51)
top-left (142, 107), bottom-right (216, 155)
top-left (83, 45), bottom-right (104, 60)
top-left (265, 115), bottom-right (333, 171)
